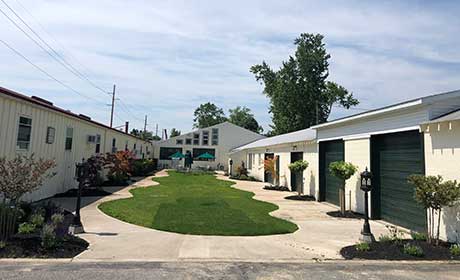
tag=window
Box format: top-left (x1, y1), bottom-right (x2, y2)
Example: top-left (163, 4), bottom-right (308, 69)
top-left (193, 148), bottom-right (215, 161)
top-left (212, 128), bottom-right (219, 145)
top-left (202, 131), bottom-right (209, 145)
top-left (176, 139), bottom-right (183, 145)
top-left (45, 127), bottom-right (55, 144)
top-left (111, 138), bottom-right (117, 153)
top-left (193, 133), bottom-right (200, 145)
top-left (185, 138), bottom-right (192, 145)
top-left (133, 143), bottom-right (137, 151)
top-left (248, 153), bottom-right (253, 170)
top-left (65, 127), bottom-right (73, 151)
top-left (125, 140), bottom-right (129, 151)
top-left (17, 116), bottom-right (32, 150)
top-left (95, 134), bottom-right (101, 153)
top-left (160, 147), bottom-right (183, 160)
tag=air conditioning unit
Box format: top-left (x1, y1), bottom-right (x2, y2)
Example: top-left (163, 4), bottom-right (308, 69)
top-left (87, 135), bottom-right (97, 144)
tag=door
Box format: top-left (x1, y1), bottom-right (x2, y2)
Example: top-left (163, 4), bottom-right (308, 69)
top-left (290, 152), bottom-right (304, 192)
top-left (319, 140), bottom-right (344, 205)
top-left (371, 130), bottom-right (426, 232)
top-left (264, 153), bottom-right (274, 183)
top-left (63, 127), bottom-right (75, 190)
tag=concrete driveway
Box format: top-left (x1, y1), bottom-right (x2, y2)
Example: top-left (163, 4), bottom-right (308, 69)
top-left (51, 170), bottom-right (390, 262)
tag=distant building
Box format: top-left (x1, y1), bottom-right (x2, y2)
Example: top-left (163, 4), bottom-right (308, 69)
top-left (0, 86), bottom-right (153, 201)
top-left (154, 122), bottom-right (265, 171)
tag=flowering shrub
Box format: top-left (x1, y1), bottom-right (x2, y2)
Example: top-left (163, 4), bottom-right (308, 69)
top-left (0, 154), bottom-right (56, 202)
top-left (105, 151), bottom-right (135, 183)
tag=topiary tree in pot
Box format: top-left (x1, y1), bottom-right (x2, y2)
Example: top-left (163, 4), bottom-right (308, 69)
top-left (329, 161), bottom-right (357, 216)
top-left (408, 175), bottom-right (460, 245)
top-left (288, 160), bottom-right (309, 196)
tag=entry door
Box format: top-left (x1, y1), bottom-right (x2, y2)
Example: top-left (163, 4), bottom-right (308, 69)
top-left (290, 152), bottom-right (303, 192)
top-left (264, 153), bottom-right (274, 183)
top-left (371, 130), bottom-right (426, 232)
top-left (319, 140), bottom-right (344, 205)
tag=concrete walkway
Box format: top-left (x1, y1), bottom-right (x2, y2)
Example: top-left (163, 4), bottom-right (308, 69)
top-left (51, 170), bottom-right (390, 262)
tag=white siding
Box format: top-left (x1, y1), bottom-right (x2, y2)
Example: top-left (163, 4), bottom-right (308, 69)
top-left (0, 93), bottom-right (153, 201)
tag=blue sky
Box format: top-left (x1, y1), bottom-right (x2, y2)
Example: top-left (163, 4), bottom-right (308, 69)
top-left (1, 0), bottom-right (459, 134)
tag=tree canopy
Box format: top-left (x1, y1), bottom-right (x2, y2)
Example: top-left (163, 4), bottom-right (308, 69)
top-left (250, 33), bottom-right (359, 135)
top-left (193, 102), bottom-right (228, 129)
top-left (170, 128), bottom-right (181, 137)
top-left (228, 106), bottom-right (263, 133)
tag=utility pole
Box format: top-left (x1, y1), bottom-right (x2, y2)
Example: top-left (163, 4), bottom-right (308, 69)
top-left (144, 115), bottom-right (148, 133)
top-left (109, 84), bottom-right (116, 128)
top-left (155, 124), bottom-right (158, 138)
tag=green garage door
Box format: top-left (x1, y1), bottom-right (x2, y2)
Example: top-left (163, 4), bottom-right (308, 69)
top-left (371, 131), bottom-right (426, 232)
top-left (320, 140), bottom-right (344, 206)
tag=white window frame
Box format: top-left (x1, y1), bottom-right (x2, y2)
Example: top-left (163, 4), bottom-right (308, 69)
top-left (16, 115), bottom-right (33, 151)
top-left (45, 126), bottom-right (55, 144)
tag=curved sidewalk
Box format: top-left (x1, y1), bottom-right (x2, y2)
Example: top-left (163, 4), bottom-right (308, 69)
top-left (52, 170), bottom-right (388, 262)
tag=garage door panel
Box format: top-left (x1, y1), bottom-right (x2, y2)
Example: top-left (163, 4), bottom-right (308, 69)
top-left (372, 131), bottom-right (426, 232)
top-left (320, 140), bottom-right (344, 206)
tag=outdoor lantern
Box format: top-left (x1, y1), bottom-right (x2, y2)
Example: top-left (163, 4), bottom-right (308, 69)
top-left (359, 167), bottom-right (375, 243)
top-left (360, 168), bottom-right (372, 192)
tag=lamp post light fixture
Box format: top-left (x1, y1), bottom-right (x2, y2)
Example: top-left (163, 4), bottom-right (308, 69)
top-left (229, 159), bottom-right (233, 176)
top-left (360, 167), bottom-right (375, 243)
top-left (69, 159), bottom-right (87, 235)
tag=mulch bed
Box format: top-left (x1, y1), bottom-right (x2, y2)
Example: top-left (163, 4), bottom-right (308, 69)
top-left (0, 235), bottom-right (89, 258)
top-left (54, 188), bottom-right (112, 197)
top-left (284, 195), bottom-right (316, 201)
top-left (263, 186), bottom-right (290, 191)
top-left (326, 210), bottom-right (364, 219)
top-left (341, 240), bottom-right (460, 260)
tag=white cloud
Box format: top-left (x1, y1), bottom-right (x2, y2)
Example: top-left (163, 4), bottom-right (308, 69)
top-left (0, 0), bottom-right (459, 133)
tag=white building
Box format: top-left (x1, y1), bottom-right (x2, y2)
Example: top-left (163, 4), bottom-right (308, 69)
top-left (154, 122), bottom-right (265, 171)
top-left (0, 86), bottom-right (153, 201)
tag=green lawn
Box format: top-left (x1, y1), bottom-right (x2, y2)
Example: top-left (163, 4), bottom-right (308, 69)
top-left (99, 171), bottom-right (298, 236)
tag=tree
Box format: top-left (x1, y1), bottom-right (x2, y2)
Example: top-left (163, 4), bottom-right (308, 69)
top-left (251, 33), bottom-right (359, 135)
top-left (288, 160), bottom-right (309, 196)
top-left (0, 154), bottom-right (56, 203)
top-left (408, 175), bottom-right (460, 245)
top-left (193, 102), bottom-right (227, 128)
top-left (228, 106), bottom-right (263, 133)
top-left (170, 128), bottom-right (181, 137)
top-left (329, 161), bottom-right (358, 216)
top-left (130, 128), bottom-right (157, 141)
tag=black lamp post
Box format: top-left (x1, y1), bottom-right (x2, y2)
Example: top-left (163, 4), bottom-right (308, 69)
top-left (360, 167), bottom-right (375, 243)
top-left (69, 159), bottom-right (87, 234)
top-left (229, 159), bottom-right (233, 176)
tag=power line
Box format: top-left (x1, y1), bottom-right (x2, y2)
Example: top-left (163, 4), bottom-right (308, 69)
top-left (0, 38), bottom-right (106, 105)
top-left (0, 0), bottom-right (109, 95)
top-left (118, 99), bottom-right (144, 121)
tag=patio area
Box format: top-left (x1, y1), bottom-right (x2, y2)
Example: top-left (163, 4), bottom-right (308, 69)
top-left (50, 170), bottom-right (390, 262)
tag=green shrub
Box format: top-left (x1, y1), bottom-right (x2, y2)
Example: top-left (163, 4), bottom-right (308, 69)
top-left (403, 243), bottom-right (424, 257)
top-left (18, 222), bottom-right (36, 234)
top-left (41, 224), bottom-right (57, 250)
top-left (378, 234), bottom-right (392, 243)
top-left (356, 242), bottom-right (371, 252)
top-left (30, 213), bottom-right (44, 227)
top-left (239, 175), bottom-right (249, 180)
top-left (0, 241), bottom-right (6, 249)
top-left (411, 231), bottom-right (428, 241)
top-left (450, 244), bottom-right (460, 256)
top-left (386, 225), bottom-right (404, 244)
top-left (328, 161), bottom-right (357, 181)
top-left (51, 213), bottom-right (64, 226)
top-left (288, 160), bottom-right (309, 173)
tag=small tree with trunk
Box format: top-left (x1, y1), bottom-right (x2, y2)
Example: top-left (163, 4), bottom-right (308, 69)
top-left (264, 157), bottom-right (279, 186)
top-left (329, 161), bottom-right (357, 215)
top-left (0, 154), bottom-right (56, 203)
top-left (104, 151), bottom-right (135, 183)
top-left (408, 175), bottom-right (460, 245)
top-left (288, 160), bottom-right (309, 196)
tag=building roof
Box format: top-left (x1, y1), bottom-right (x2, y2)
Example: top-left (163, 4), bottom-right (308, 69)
top-left (232, 128), bottom-right (316, 152)
top-left (311, 89), bottom-right (460, 130)
top-left (427, 108), bottom-right (460, 123)
top-left (156, 121), bottom-right (265, 144)
top-left (0, 86), bottom-right (149, 143)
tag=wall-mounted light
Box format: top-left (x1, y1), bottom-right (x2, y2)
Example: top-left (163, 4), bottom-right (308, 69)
top-left (292, 145), bottom-right (297, 151)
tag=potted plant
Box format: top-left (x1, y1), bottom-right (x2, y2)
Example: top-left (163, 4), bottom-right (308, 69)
top-left (329, 161), bottom-right (357, 216)
top-left (288, 160), bottom-right (309, 196)
top-left (264, 157), bottom-right (279, 186)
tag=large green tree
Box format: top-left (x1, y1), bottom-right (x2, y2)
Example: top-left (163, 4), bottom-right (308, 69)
top-left (250, 33), bottom-right (359, 135)
top-left (193, 102), bottom-right (228, 128)
top-left (228, 106), bottom-right (263, 133)
top-left (170, 128), bottom-right (181, 137)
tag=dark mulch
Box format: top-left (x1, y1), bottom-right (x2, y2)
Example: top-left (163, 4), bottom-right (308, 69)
top-left (0, 235), bottom-right (89, 258)
top-left (284, 195), bottom-right (316, 201)
top-left (263, 186), bottom-right (290, 192)
top-left (341, 240), bottom-right (460, 260)
top-left (54, 188), bottom-right (112, 197)
top-left (326, 210), bottom-right (364, 219)
top-left (100, 180), bottom-right (130, 187)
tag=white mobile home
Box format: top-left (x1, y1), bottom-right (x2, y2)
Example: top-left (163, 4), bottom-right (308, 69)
top-left (0, 87), bottom-right (153, 201)
top-left (154, 122), bottom-right (265, 171)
